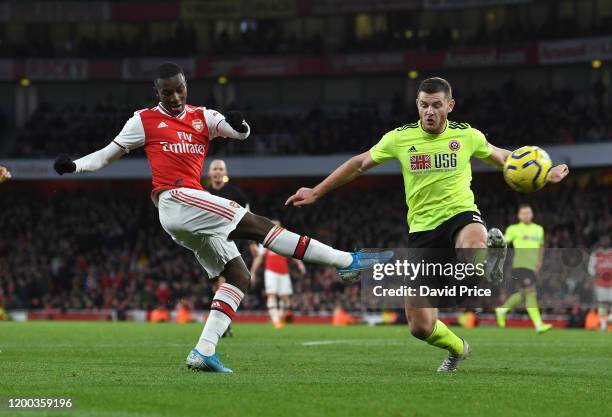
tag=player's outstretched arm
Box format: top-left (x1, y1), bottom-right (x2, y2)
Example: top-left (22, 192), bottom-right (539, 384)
top-left (53, 143), bottom-right (125, 175)
top-left (547, 164), bottom-right (569, 183)
top-left (483, 144), bottom-right (569, 183)
top-left (54, 114), bottom-right (144, 175)
top-left (482, 145), bottom-right (511, 169)
top-left (209, 110), bottom-right (250, 140)
top-left (285, 150), bottom-right (379, 207)
top-left (0, 165), bottom-right (11, 183)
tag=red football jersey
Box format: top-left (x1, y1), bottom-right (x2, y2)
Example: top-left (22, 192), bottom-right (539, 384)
top-left (593, 249), bottom-right (612, 288)
top-left (261, 248), bottom-right (290, 274)
top-left (112, 104), bottom-right (226, 201)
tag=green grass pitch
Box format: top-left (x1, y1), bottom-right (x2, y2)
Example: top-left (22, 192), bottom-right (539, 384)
top-left (1, 322), bottom-right (610, 417)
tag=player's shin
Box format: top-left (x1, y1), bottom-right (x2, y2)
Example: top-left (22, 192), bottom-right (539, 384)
top-left (424, 320), bottom-right (464, 355)
top-left (196, 283), bottom-right (244, 355)
top-left (267, 296), bottom-right (279, 324)
top-left (525, 292), bottom-right (543, 328)
top-left (597, 306), bottom-right (608, 331)
top-left (263, 225), bottom-right (352, 267)
top-left (500, 291), bottom-right (524, 312)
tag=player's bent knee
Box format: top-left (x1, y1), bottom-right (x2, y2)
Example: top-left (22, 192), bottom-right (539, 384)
top-left (409, 321), bottom-right (436, 339)
top-left (231, 212), bottom-right (275, 241)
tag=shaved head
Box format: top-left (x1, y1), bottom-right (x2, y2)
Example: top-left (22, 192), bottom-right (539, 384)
top-left (208, 159), bottom-right (228, 189)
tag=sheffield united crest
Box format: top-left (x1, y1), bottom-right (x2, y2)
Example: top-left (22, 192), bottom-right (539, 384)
top-left (448, 139), bottom-right (461, 151)
top-left (192, 119), bottom-right (204, 132)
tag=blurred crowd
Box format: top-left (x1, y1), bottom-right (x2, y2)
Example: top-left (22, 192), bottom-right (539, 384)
top-left (6, 83), bottom-right (611, 158)
top-left (1, 17), bottom-right (610, 59)
top-left (0, 175), bottom-right (609, 316)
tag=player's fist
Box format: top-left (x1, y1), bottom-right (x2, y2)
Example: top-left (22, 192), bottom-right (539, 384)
top-left (285, 187), bottom-right (317, 207)
top-left (547, 164), bottom-right (569, 184)
top-left (54, 153), bottom-right (76, 175)
top-left (225, 111), bottom-right (248, 133)
top-left (0, 165), bottom-right (11, 183)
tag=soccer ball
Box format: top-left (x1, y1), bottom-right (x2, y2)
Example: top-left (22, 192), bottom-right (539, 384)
top-left (503, 146), bottom-right (552, 193)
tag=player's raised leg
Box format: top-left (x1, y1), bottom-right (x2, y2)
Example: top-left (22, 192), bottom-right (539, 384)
top-left (229, 212), bottom-right (394, 280)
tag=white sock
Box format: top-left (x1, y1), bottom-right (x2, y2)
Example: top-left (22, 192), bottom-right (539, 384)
top-left (263, 225), bottom-right (352, 268)
top-left (278, 299), bottom-right (287, 319)
top-left (267, 297), bottom-right (279, 323)
top-left (598, 307), bottom-right (608, 331)
top-left (196, 283), bottom-right (244, 355)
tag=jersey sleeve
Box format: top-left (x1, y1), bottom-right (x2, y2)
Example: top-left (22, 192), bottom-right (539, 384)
top-left (370, 130), bottom-right (397, 163)
top-left (470, 128), bottom-right (492, 159)
top-left (113, 113), bottom-right (145, 153)
top-left (538, 225), bottom-right (545, 246)
top-left (203, 108), bottom-right (226, 138)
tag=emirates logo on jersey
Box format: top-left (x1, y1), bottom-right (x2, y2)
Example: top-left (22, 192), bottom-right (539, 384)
top-left (192, 119), bottom-right (204, 132)
top-left (160, 141), bottom-right (206, 155)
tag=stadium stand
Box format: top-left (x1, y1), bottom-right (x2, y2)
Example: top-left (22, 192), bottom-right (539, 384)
top-left (1, 175), bottom-right (609, 315)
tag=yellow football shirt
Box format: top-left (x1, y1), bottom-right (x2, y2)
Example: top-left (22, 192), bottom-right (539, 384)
top-left (370, 120), bottom-right (492, 232)
top-left (505, 222), bottom-right (544, 271)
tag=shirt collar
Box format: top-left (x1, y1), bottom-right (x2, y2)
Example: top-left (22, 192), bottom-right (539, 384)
top-left (158, 102), bottom-right (186, 119)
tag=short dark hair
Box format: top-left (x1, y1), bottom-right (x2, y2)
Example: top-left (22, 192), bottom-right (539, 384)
top-left (153, 62), bottom-right (184, 83)
top-left (417, 77), bottom-right (452, 99)
top-left (519, 203), bottom-right (532, 210)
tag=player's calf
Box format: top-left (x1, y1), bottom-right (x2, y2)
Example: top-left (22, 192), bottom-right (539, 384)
top-left (188, 257), bottom-right (248, 372)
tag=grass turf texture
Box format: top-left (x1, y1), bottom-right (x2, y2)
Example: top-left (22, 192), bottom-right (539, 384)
top-left (1, 322), bottom-right (610, 417)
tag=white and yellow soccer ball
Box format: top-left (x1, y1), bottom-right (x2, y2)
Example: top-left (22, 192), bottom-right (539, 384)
top-left (503, 146), bottom-right (552, 193)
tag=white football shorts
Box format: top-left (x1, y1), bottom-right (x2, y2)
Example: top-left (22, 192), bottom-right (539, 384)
top-left (157, 188), bottom-right (248, 278)
top-left (595, 285), bottom-right (612, 303)
top-left (264, 271), bottom-right (293, 295)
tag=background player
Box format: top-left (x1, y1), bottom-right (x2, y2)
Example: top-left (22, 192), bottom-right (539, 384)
top-left (496, 204), bottom-right (552, 333)
top-left (207, 159), bottom-right (250, 209)
top-left (53, 62), bottom-right (392, 373)
top-left (207, 159), bottom-right (255, 337)
top-left (0, 165), bottom-right (11, 183)
top-left (250, 220), bottom-right (306, 328)
top-left (286, 77), bottom-right (569, 372)
top-left (589, 236), bottom-right (612, 332)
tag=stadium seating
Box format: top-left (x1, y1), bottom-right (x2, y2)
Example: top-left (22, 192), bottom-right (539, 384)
top-left (1, 177), bottom-right (609, 314)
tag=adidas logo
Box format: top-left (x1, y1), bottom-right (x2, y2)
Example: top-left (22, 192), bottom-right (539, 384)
top-left (408, 146), bottom-right (417, 152)
top-left (158, 121), bottom-right (168, 128)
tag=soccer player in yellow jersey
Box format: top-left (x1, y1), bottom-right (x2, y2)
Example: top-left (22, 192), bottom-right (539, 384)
top-left (286, 77), bottom-right (569, 372)
top-left (496, 204), bottom-right (552, 333)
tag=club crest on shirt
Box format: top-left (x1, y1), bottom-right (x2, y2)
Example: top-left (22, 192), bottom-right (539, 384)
top-left (448, 139), bottom-right (461, 152)
top-left (192, 119), bottom-right (204, 132)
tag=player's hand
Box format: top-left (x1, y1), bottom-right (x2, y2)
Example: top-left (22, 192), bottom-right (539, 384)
top-left (225, 111), bottom-right (248, 133)
top-left (298, 263), bottom-right (306, 275)
top-left (547, 164), bottom-right (569, 184)
top-left (54, 153), bottom-right (76, 175)
top-left (0, 165), bottom-right (11, 183)
top-left (285, 187), bottom-right (317, 207)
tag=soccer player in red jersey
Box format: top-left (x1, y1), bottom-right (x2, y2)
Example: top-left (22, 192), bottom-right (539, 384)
top-left (250, 220), bottom-right (306, 328)
top-left (53, 62), bottom-right (392, 373)
top-left (589, 236), bottom-right (612, 332)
